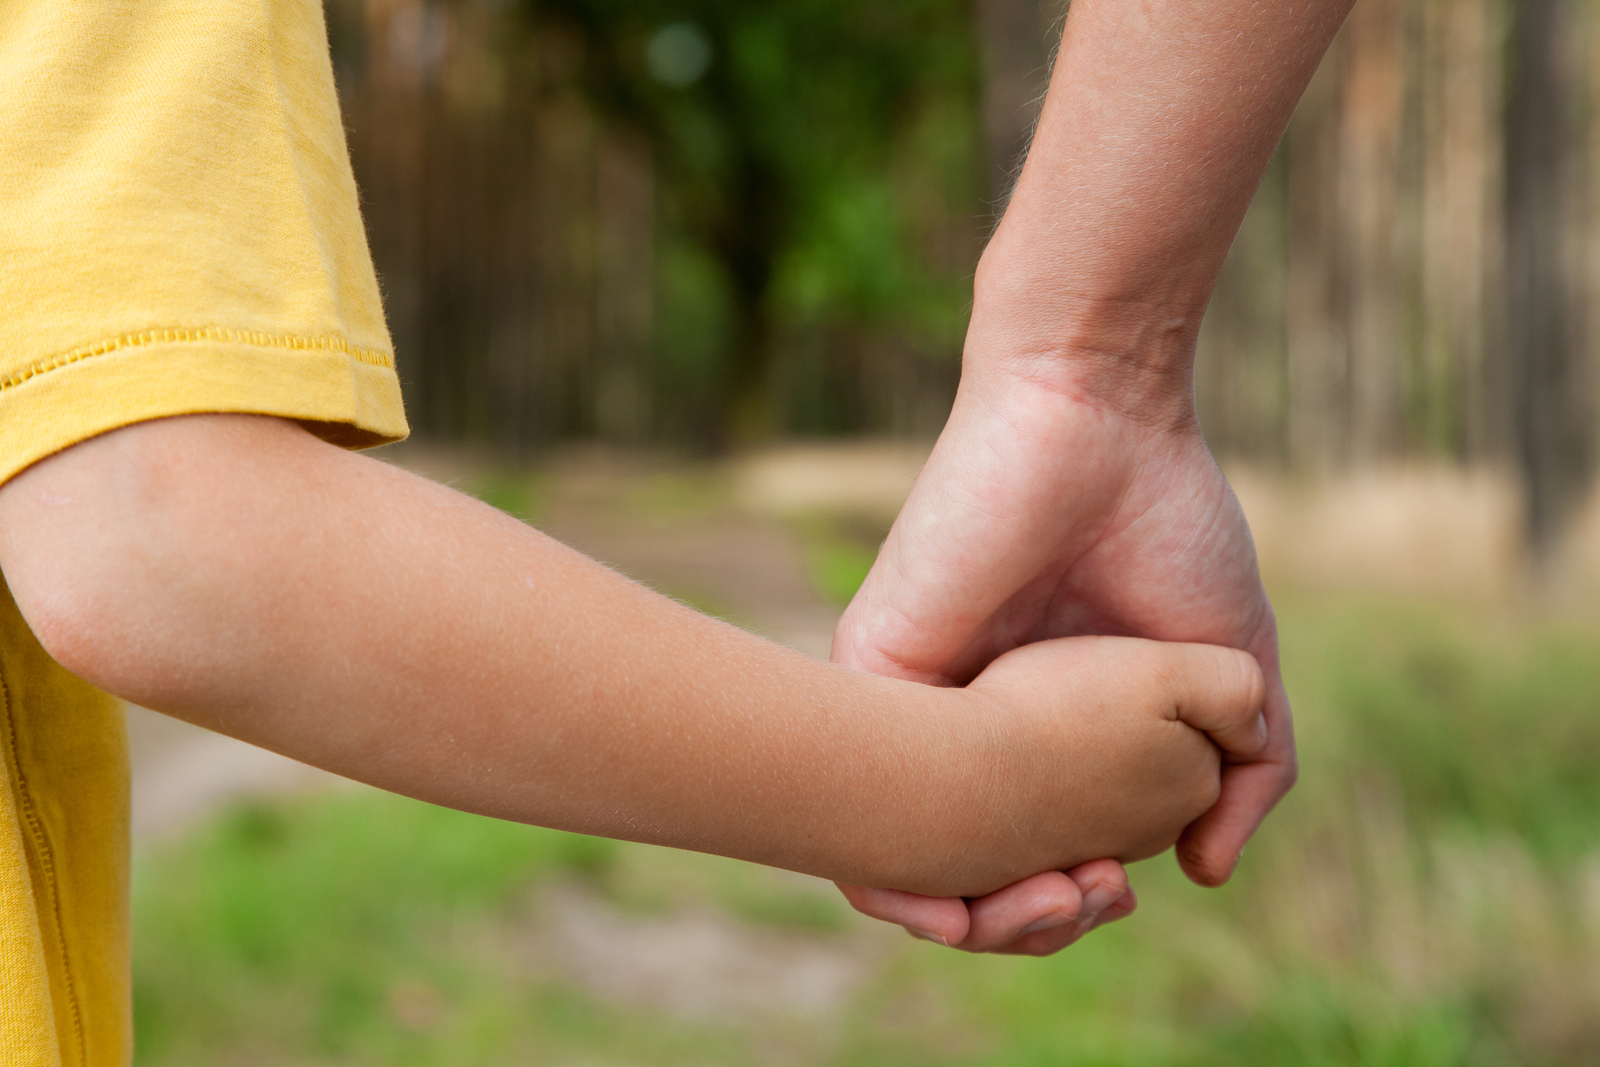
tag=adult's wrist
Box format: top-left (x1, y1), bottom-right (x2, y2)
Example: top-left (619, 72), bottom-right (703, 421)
top-left (965, 253), bottom-right (1205, 431)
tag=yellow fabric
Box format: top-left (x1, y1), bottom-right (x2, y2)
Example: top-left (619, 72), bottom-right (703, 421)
top-left (0, 0), bottom-right (408, 485)
top-left (0, 589), bottom-right (128, 1067)
top-left (0, 1), bottom-right (409, 1063)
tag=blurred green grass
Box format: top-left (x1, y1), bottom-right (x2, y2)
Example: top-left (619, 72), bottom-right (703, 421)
top-left (468, 470), bottom-right (548, 525)
top-left (795, 514), bottom-right (888, 607)
top-left (133, 596), bottom-right (1600, 1065)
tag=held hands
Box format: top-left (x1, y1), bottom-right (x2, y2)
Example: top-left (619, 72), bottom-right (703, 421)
top-left (855, 634), bottom-right (1265, 949)
top-left (952, 636), bottom-right (1268, 884)
top-left (819, 0), bottom-right (1342, 954)
top-left (832, 339), bottom-right (1293, 953)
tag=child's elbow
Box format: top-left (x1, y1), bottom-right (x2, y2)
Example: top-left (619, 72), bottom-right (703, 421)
top-left (11, 578), bottom-right (89, 678)
top-left (6, 532), bottom-right (172, 703)
top-left (0, 417), bottom-right (281, 707)
top-left (1, 472), bottom-right (214, 707)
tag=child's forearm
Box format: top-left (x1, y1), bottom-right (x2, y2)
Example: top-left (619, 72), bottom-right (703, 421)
top-left (0, 415), bottom-right (1268, 896)
top-left (0, 415), bottom-right (986, 891)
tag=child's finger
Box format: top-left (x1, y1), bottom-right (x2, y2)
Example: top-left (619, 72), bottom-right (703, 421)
top-left (1161, 643), bottom-right (1269, 759)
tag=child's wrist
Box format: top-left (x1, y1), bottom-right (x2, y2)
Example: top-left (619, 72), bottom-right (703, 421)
top-left (847, 683), bottom-right (1028, 898)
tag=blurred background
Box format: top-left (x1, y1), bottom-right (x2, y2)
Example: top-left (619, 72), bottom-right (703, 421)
top-left (129, 0), bottom-right (1600, 1063)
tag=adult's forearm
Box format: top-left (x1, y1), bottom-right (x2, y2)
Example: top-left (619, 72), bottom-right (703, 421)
top-left (0, 416), bottom-right (983, 890)
top-left (973, 0), bottom-right (1352, 417)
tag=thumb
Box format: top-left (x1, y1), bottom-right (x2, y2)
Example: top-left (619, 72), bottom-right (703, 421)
top-left (1160, 644), bottom-right (1268, 760)
top-left (831, 582), bottom-right (960, 685)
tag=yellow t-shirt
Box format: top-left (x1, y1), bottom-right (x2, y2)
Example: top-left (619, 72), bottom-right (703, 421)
top-left (0, 2), bottom-right (408, 1063)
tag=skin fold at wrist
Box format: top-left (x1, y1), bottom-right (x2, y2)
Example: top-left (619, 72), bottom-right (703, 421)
top-left (964, 262), bottom-right (1207, 430)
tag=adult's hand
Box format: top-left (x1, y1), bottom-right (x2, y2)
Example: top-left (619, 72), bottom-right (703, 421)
top-left (839, 351), bottom-right (1290, 881)
top-left (831, 348), bottom-right (1289, 951)
top-left (829, 0), bottom-right (1353, 952)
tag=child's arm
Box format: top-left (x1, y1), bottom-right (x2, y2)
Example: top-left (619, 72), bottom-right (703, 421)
top-left (0, 414), bottom-right (1265, 898)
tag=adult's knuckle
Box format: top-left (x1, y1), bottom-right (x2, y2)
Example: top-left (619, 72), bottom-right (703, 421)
top-left (1277, 757), bottom-right (1301, 794)
top-left (1175, 836), bottom-right (1208, 872)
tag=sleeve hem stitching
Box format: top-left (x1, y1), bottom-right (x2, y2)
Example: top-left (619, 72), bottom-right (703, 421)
top-left (2, 326), bottom-right (395, 392)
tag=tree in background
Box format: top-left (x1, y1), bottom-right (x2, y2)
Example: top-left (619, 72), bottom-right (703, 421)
top-left (1196, 0), bottom-right (1600, 560)
top-left (972, 0), bottom-right (1060, 207)
top-left (524, 0), bottom-right (983, 444)
top-left (335, 0), bottom-right (1600, 559)
top-left (1507, 0), bottom-right (1595, 561)
top-left (336, 0), bottom-right (986, 449)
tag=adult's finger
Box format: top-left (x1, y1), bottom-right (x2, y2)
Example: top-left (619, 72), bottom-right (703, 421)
top-left (996, 884), bottom-right (1138, 957)
top-left (833, 883), bottom-right (971, 946)
top-left (957, 870), bottom-right (1084, 951)
top-left (963, 860), bottom-right (1129, 954)
top-left (1163, 643), bottom-right (1269, 760)
top-left (842, 862), bottom-right (1136, 956)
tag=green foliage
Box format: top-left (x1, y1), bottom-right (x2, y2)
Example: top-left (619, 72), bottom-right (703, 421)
top-left (523, 0), bottom-right (980, 437)
top-left (806, 536), bottom-right (879, 607)
top-left (794, 512), bottom-right (889, 605)
top-left (468, 470), bottom-right (547, 522)
top-left (654, 238), bottom-right (737, 416)
top-left (1280, 597), bottom-right (1600, 863)
top-left (133, 795), bottom-right (620, 1062)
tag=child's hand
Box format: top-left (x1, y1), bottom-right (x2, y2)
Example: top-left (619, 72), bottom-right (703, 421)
top-left (878, 635), bottom-right (1266, 900)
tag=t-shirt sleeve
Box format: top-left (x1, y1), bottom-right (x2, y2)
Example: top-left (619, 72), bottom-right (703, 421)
top-left (0, 0), bottom-right (409, 485)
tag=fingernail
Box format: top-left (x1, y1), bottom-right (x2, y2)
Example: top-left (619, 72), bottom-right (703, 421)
top-left (1080, 882), bottom-right (1126, 917)
top-left (1018, 911), bottom-right (1074, 936)
top-left (1254, 713), bottom-right (1268, 746)
top-left (1069, 913), bottom-right (1101, 938)
top-left (908, 927), bottom-right (949, 946)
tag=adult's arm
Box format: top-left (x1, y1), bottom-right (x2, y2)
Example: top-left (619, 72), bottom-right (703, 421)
top-left (832, 0), bottom-right (1355, 953)
top-left (0, 414), bottom-right (1264, 897)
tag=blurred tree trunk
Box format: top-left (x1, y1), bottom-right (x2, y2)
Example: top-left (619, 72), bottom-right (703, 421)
top-left (1227, 0), bottom-right (1510, 474)
top-left (706, 131), bottom-right (783, 448)
top-left (1195, 159), bottom-right (1290, 462)
top-left (975, 0), bottom-right (1058, 207)
top-left (1341, 0), bottom-right (1408, 462)
top-left (1284, 0), bottom-right (1411, 471)
top-left (1287, 39), bottom-right (1350, 470)
top-left (1420, 0), bottom-right (1502, 460)
top-left (594, 132), bottom-right (655, 443)
top-left (1507, 0), bottom-right (1593, 558)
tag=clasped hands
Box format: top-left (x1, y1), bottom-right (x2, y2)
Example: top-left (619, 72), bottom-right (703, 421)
top-left (825, 296), bottom-right (1296, 956)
